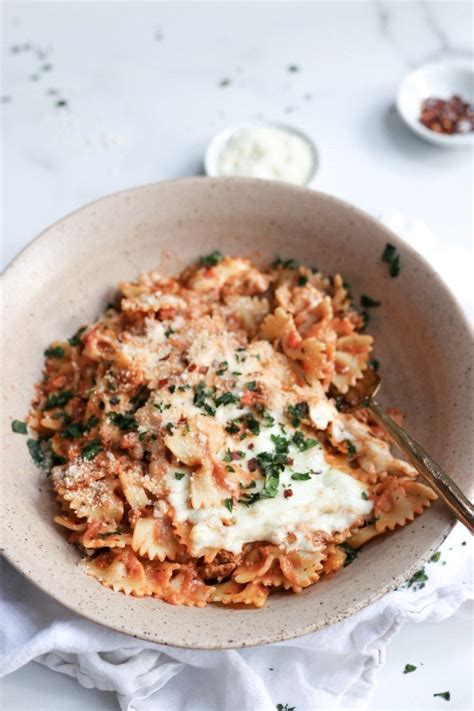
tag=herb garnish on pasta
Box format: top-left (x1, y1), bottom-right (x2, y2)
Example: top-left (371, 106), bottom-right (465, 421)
top-left (23, 254), bottom-right (436, 607)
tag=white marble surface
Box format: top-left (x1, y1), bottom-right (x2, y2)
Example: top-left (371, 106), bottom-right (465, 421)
top-left (1, 1), bottom-right (473, 709)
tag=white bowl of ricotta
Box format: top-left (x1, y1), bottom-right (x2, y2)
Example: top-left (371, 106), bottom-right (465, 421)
top-left (204, 122), bottom-right (319, 186)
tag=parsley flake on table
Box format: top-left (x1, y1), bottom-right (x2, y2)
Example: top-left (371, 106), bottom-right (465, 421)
top-left (403, 664), bottom-right (417, 673)
top-left (406, 567), bottom-right (428, 590)
top-left (430, 551), bottom-right (441, 563)
top-left (276, 704), bottom-right (295, 711)
top-left (433, 692), bottom-right (450, 701)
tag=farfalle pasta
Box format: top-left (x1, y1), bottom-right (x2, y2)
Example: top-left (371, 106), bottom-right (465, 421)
top-left (23, 253), bottom-right (436, 608)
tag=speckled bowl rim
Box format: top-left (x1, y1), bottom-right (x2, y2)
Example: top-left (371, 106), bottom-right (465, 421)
top-left (1, 177), bottom-right (472, 649)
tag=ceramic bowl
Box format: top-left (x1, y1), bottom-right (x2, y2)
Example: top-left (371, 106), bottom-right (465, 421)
top-left (1, 178), bottom-right (472, 649)
top-left (204, 121), bottom-right (319, 186)
top-left (396, 59), bottom-right (474, 147)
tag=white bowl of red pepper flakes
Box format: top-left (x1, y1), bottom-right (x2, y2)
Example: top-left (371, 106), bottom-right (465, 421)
top-left (396, 59), bottom-right (474, 148)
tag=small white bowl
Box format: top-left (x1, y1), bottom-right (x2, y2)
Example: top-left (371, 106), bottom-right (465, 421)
top-left (204, 121), bottom-right (319, 186)
top-left (396, 59), bottom-right (474, 148)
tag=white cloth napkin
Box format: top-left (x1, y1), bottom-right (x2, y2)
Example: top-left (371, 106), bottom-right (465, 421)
top-left (1, 526), bottom-right (472, 711)
top-left (1, 214), bottom-right (472, 711)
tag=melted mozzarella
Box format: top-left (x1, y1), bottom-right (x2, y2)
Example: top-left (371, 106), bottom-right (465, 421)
top-left (167, 419), bottom-right (372, 555)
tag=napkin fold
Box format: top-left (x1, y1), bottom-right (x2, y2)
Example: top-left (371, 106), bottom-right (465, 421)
top-left (1, 214), bottom-right (472, 711)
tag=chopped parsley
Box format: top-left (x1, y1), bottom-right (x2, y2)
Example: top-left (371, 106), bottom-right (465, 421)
top-left (84, 416), bottom-right (99, 431)
top-left (292, 430), bottom-right (317, 451)
top-left (433, 692), bottom-right (450, 701)
top-left (271, 434), bottom-right (289, 453)
top-left (261, 411), bottom-right (275, 428)
top-left (291, 472), bottom-right (311, 481)
top-left (193, 381), bottom-right (216, 415)
top-left (174, 472), bottom-right (185, 480)
top-left (430, 551), bottom-right (441, 563)
top-left (245, 380), bottom-right (257, 391)
top-left (407, 567), bottom-right (428, 590)
top-left (403, 664), bottom-right (417, 674)
top-left (27, 438), bottom-right (48, 468)
top-left (199, 250), bottom-right (223, 267)
top-left (287, 402), bottom-right (308, 427)
top-left (130, 385), bottom-right (150, 411)
top-left (214, 391), bottom-right (238, 407)
top-left (68, 326), bottom-right (86, 347)
top-left (251, 436), bottom-right (290, 500)
top-left (382, 242), bottom-right (401, 277)
top-left (81, 439), bottom-right (102, 460)
top-left (339, 541), bottom-right (359, 566)
top-left (108, 412), bottom-right (138, 431)
top-left (98, 528), bottom-right (122, 540)
top-left (44, 345), bottom-right (65, 359)
top-left (61, 422), bottom-right (84, 439)
top-left (360, 294), bottom-right (381, 308)
top-left (44, 390), bottom-right (73, 411)
top-left (369, 358), bottom-right (379, 371)
top-left (51, 453), bottom-right (67, 466)
top-left (216, 360), bottom-right (228, 376)
top-left (361, 491), bottom-right (369, 500)
top-left (224, 498), bottom-right (234, 513)
top-left (346, 440), bottom-right (357, 457)
top-left (11, 420), bottom-right (27, 434)
top-left (242, 414), bottom-right (260, 435)
top-left (297, 275), bottom-right (308, 286)
top-left (110, 395), bottom-right (120, 405)
top-left (225, 421), bottom-right (240, 434)
top-left (272, 256), bottom-right (298, 270)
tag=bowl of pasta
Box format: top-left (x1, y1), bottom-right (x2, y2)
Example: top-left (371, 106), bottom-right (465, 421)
top-left (1, 177), bottom-right (472, 649)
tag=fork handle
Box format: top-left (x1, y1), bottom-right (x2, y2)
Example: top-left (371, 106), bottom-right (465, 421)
top-left (368, 399), bottom-right (474, 534)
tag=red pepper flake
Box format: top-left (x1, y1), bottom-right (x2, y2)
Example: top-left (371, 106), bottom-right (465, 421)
top-left (284, 488), bottom-right (293, 498)
top-left (287, 457), bottom-right (294, 465)
top-left (248, 457), bottom-right (258, 472)
top-left (248, 443), bottom-right (254, 450)
top-left (157, 378), bottom-right (169, 388)
top-left (198, 365), bottom-right (209, 374)
top-left (188, 363), bottom-right (197, 372)
top-left (231, 450), bottom-right (243, 461)
top-left (419, 94), bottom-right (474, 135)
